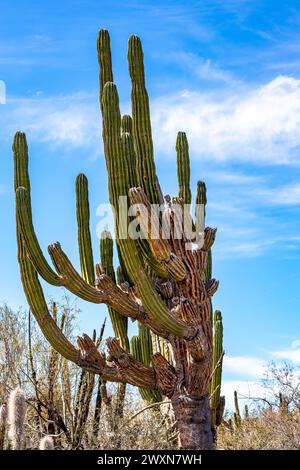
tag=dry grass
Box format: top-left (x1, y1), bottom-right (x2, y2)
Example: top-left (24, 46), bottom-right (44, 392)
top-left (217, 408), bottom-right (300, 450)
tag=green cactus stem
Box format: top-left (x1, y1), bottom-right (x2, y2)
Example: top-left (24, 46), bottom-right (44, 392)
top-left (176, 131), bottom-right (191, 205)
top-left (76, 174), bottom-right (95, 286)
top-left (13, 29), bottom-right (221, 450)
top-left (100, 231), bottom-right (129, 352)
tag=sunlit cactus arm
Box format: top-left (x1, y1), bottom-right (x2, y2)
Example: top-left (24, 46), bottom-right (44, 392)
top-left (13, 132), bottom-right (79, 363)
top-left (101, 81), bottom-right (195, 339)
top-left (127, 35), bottom-right (162, 205)
top-left (97, 29), bottom-right (113, 115)
top-left (76, 173), bottom-right (95, 285)
top-left (100, 231), bottom-right (129, 351)
top-left (176, 131), bottom-right (191, 205)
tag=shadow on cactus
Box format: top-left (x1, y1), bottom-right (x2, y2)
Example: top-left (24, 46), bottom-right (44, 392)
top-left (13, 29), bottom-right (224, 450)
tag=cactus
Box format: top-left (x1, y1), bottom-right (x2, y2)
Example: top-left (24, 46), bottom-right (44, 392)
top-left (7, 387), bottom-right (26, 450)
top-left (176, 132), bottom-right (191, 205)
top-left (210, 310), bottom-right (224, 429)
top-left (76, 174), bottom-right (95, 286)
top-left (12, 29), bottom-right (221, 450)
top-left (39, 435), bottom-right (54, 450)
top-left (234, 390), bottom-right (241, 427)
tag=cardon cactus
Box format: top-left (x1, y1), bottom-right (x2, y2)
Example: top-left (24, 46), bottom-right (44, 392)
top-left (13, 29), bottom-right (221, 449)
top-left (7, 387), bottom-right (26, 450)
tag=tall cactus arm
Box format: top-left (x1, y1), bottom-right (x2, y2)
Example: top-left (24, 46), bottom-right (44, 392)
top-left (18, 242), bottom-right (79, 363)
top-left (100, 231), bottom-right (129, 351)
top-left (15, 187), bottom-right (63, 286)
top-left (176, 132), bottom-right (191, 205)
top-left (127, 35), bottom-right (162, 205)
top-left (13, 132), bottom-right (30, 192)
top-left (101, 81), bottom-right (195, 339)
top-left (13, 131), bottom-right (78, 362)
top-left (97, 29), bottom-right (113, 114)
top-left (76, 174), bottom-right (95, 285)
top-left (13, 133), bottom-right (62, 286)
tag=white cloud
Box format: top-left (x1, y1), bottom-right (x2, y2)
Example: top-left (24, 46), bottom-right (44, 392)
top-left (223, 355), bottom-right (267, 378)
top-left (1, 92), bottom-right (101, 158)
top-left (151, 75), bottom-right (300, 164)
top-left (271, 339), bottom-right (300, 364)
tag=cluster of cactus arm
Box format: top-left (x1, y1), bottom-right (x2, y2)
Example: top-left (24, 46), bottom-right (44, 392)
top-left (13, 29), bottom-right (224, 437)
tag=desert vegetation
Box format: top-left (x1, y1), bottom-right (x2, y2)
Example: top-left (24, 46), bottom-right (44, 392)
top-left (0, 302), bottom-right (299, 450)
top-left (0, 21), bottom-right (299, 453)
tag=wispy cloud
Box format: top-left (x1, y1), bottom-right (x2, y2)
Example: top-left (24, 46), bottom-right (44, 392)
top-left (259, 183), bottom-right (300, 205)
top-left (164, 51), bottom-right (236, 84)
top-left (0, 92), bottom-right (101, 158)
top-left (151, 75), bottom-right (300, 164)
top-left (3, 74), bottom-right (300, 166)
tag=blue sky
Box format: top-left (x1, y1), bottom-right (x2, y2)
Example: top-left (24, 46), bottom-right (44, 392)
top-left (2, 0), bottom-right (300, 408)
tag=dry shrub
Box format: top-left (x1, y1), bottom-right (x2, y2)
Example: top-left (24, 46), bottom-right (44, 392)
top-left (217, 408), bottom-right (300, 450)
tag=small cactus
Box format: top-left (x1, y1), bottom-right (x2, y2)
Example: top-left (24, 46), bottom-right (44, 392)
top-left (39, 435), bottom-right (54, 450)
top-left (7, 387), bottom-right (26, 450)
